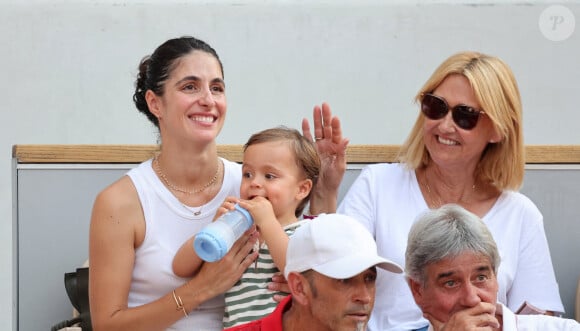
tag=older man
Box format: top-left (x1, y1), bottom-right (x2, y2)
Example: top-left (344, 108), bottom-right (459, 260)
top-left (406, 204), bottom-right (579, 331)
top-left (224, 213), bottom-right (403, 331)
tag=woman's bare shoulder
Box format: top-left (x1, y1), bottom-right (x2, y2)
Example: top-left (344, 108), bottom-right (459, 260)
top-left (92, 175), bottom-right (141, 222)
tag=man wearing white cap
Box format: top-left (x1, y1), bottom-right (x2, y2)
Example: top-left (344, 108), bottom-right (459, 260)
top-left (223, 213), bottom-right (403, 331)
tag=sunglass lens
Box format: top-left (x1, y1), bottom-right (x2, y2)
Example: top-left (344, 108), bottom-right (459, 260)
top-left (421, 94), bottom-right (447, 120)
top-left (453, 106), bottom-right (480, 130)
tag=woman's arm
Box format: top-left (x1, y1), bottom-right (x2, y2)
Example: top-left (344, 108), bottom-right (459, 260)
top-left (505, 199), bottom-right (564, 315)
top-left (302, 102), bottom-right (349, 214)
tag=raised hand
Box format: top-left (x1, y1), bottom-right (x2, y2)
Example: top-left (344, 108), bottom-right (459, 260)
top-left (302, 102), bottom-right (349, 214)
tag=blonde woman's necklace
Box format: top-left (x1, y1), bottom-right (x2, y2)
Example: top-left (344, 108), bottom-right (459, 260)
top-left (423, 175), bottom-right (443, 209)
top-left (153, 156), bottom-right (222, 195)
top-left (423, 170), bottom-right (475, 208)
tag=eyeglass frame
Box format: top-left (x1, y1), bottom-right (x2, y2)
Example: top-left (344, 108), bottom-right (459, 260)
top-left (420, 92), bottom-right (486, 130)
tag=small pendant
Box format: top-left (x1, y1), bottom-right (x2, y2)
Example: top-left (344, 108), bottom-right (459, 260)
top-left (194, 210), bottom-right (201, 216)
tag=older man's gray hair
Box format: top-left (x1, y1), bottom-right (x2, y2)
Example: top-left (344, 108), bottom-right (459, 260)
top-left (405, 204), bottom-right (500, 285)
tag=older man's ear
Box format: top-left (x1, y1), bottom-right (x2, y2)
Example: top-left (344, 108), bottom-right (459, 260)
top-left (408, 278), bottom-right (425, 308)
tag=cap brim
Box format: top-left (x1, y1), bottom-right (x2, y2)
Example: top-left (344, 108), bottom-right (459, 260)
top-left (312, 254), bottom-right (403, 279)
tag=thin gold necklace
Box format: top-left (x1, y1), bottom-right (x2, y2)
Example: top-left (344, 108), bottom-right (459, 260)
top-left (423, 170), bottom-right (475, 208)
top-left (180, 181), bottom-right (218, 216)
top-left (153, 155), bottom-right (221, 195)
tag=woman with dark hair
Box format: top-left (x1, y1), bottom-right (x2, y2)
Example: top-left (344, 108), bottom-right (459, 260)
top-left (87, 36), bottom-right (342, 331)
top-left (89, 36), bottom-right (258, 331)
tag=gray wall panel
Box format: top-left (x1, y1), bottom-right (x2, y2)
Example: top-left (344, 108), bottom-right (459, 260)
top-left (16, 167), bottom-right (130, 331)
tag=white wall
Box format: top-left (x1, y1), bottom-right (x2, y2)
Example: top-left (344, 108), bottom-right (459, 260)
top-left (1, 1), bottom-right (579, 329)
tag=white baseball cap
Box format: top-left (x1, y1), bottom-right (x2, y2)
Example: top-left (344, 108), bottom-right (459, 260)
top-left (284, 213), bottom-right (403, 279)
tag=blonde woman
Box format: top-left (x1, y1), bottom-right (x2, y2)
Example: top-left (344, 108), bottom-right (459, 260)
top-left (308, 51), bottom-right (564, 331)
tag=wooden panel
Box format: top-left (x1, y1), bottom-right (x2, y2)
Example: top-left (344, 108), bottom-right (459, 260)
top-left (12, 144), bottom-right (580, 164)
top-left (12, 144), bottom-right (243, 164)
top-left (524, 145), bottom-right (580, 164)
